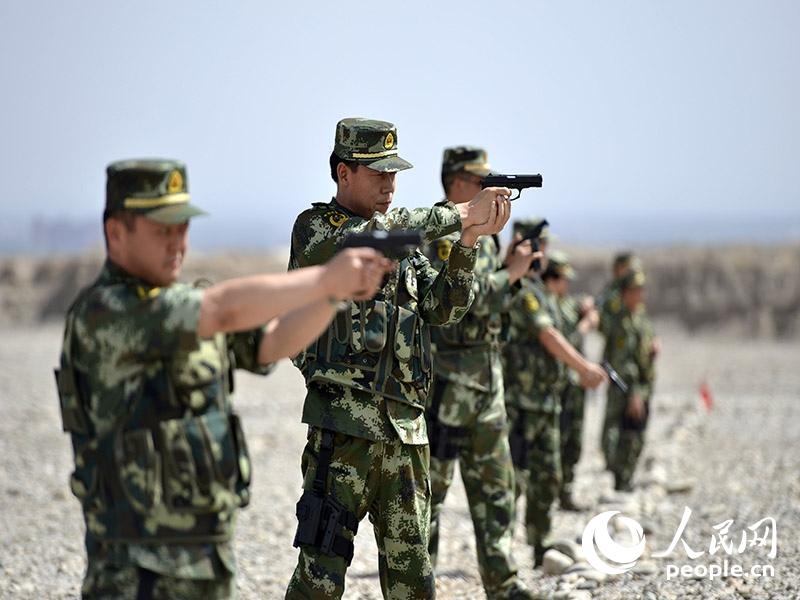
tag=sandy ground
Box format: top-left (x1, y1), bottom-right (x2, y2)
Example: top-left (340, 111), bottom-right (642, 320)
top-left (1, 321), bottom-right (798, 599)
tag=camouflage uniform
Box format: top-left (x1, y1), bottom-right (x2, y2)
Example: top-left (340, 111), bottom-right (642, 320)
top-left (601, 270), bottom-right (656, 491)
top-left (286, 119), bottom-right (477, 600)
top-left (597, 252), bottom-right (641, 339)
top-left (423, 147), bottom-right (532, 599)
top-left (504, 266), bottom-right (565, 562)
top-left (55, 160), bottom-right (270, 599)
top-left (552, 256), bottom-right (586, 508)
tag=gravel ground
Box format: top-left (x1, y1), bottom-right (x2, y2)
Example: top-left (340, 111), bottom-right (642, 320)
top-left (1, 321), bottom-right (798, 599)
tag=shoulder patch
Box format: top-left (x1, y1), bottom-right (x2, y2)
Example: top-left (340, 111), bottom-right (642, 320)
top-left (523, 292), bottom-right (540, 313)
top-left (616, 335), bottom-right (626, 350)
top-left (437, 239), bottom-right (453, 261)
top-left (136, 285), bottom-right (161, 300)
top-left (610, 297), bottom-right (622, 314)
top-left (326, 210), bottom-right (349, 228)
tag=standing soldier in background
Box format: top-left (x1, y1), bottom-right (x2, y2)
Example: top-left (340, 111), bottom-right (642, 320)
top-left (601, 269), bottom-right (658, 491)
top-left (597, 251), bottom-right (640, 338)
top-left (423, 147), bottom-right (539, 600)
top-left (286, 119), bottom-right (512, 599)
top-left (56, 159), bottom-right (392, 599)
top-left (542, 252), bottom-right (599, 512)
top-left (504, 219), bottom-right (606, 566)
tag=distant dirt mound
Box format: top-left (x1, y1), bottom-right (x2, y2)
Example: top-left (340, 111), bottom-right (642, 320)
top-left (1, 244), bottom-right (798, 337)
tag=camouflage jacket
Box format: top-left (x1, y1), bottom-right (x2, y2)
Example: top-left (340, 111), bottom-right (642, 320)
top-left (503, 277), bottom-right (566, 412)
top-left (423, 207), bottom-right (510, 394)
top-left (559, 294), bottom-right (585, 385)
top-left (289, 198), bottom-right (477, 444)
top-left (602, 304), bottom-right (656, 400)
top-left (55, 260), bottom-right (272, 575)
top-left (597, 278), bottom-right (624, 338)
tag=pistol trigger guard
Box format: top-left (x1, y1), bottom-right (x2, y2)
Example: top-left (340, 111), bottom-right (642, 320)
top-left (508, 190), bottom-right (521, 201)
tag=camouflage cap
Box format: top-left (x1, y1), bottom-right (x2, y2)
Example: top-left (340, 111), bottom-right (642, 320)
top-left (544, 249), bottom-right (575, 280)
top-left (441, 146), bottom-right (492, 178)
top-left (512, 217), bottom-right (550, 240)
top-left (105, 159), bottom-right (207, 224)
top-left (333, 118), bottom-right (412, 173)
top-left (613, 251), bottom-right (642, 272)
top-left (620, 269), bottom-right (647, 290)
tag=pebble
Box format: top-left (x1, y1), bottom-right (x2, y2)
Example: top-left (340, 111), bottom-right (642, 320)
top-left (550, 539), bottom-right (584, 562)
top-left (633, 560), bottom-right (658, 575)
top-left (542, 549), bottom-right (574, 575)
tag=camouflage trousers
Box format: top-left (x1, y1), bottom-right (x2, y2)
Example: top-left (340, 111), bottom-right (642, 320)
top-left (507, 405), bottom-right (561, 558)
top-left (286, 427), bottom-right (434, 600)
top-left (601, 389), bottom-right (648, 490)
top-left (427, 379), bottom-right (521, 599)
top-left (558, 382), bottom-right (585, 500)
top-left (81, 544), bottom-right (234, 599)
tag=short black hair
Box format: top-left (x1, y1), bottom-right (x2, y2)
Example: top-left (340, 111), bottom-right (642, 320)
top-left (102, 209), bottom-right (137, 250)
top-left (441, 171), bottom-right (457, 194)
top-left (329, 151), bottom-right (361, 183)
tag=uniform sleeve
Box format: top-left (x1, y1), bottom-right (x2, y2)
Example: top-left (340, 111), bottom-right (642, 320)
top-left (226, 326), bottom-right (276, 376)
top-left (513, 286), bottom-right (553, 338)
top-left (635, 314), bottom-right (657, 399)
top-left (414, 242), bottom-right (478, 326)
top-left (289, 203), bottom-right (463, 271)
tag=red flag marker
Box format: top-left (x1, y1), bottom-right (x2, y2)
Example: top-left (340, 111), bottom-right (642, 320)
top-left (699, 381), bottom-right (714, 412)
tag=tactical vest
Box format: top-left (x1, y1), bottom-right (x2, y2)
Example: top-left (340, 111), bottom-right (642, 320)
top-left (55, 294), bottom-right (251, 545)
top-left (300, 255), bottom-right (433, 409)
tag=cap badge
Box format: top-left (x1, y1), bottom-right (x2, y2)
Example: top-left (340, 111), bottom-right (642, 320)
top-left (383, 132), bottom-right (394, 150)
top-left (167, 170), bottom-right (183, 194)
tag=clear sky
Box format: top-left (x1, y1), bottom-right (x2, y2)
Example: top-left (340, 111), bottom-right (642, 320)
top-left (1, 1), bottom-right (798, 251)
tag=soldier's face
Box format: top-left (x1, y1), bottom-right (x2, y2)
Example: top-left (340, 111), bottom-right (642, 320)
top-left (115, 216), bottom-right (189, 285)
top-left (339, 164), bottom-right (396, 217)
top-left (623, 286), bottom-right (645, 309)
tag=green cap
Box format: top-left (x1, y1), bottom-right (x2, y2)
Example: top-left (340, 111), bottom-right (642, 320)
top-left (105, 159), bottom-right (207, 224)
top-left (620, 269), bottom-right (647, 290)
top-left (512, 217), bottom-right (550, 241)
top-left (544, 250), bottom-right (575, 280)
top-left (441, 146), bottom-right (492, 178)
top-left (333, 118), bottom-right (413, 172)
top-left (613, 251), bottom-right (642, 272)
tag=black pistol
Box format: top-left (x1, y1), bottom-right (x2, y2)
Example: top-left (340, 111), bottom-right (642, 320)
top-left (340, 230), bottom-right (423, 258)
top-left (514, 219), bottom-right (549, 273)
top-left (602, 361), bottom-right (630, 395)
top-left (481, 173), bottom-right (543, 200)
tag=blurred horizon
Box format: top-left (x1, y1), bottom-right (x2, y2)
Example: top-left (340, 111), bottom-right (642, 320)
top-left (1, 1), bottom-right (799, 253)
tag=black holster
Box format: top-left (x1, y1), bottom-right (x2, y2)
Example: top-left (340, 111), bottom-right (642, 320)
top-left (508, 412), bottom-right (528, 470)
top-left (293, 430), bottom-right (359, 565)
top-left (426, 381), bottom-right (469, 460)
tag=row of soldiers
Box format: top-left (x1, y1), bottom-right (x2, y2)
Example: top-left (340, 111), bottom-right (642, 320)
top-left (56, 117), bottom-right (656, 599)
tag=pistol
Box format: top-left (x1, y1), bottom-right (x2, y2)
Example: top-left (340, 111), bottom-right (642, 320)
top-left (340, 230), bottom-right (423, 257)
top-left (513, 219), bottom-right (550, 272)
top-left (602, 361), bottom-right (630, 395)
top-left (481, 173), bottom-right (543, 200)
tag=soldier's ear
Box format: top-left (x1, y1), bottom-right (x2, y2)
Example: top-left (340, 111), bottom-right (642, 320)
top-left (337, 162), bottom-right (350, 186)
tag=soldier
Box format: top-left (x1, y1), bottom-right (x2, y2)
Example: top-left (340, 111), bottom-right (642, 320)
top-left (601, 269), bottom-right (657, 491)
top-left (423, 147), bottom-right (539, 599)
top-left (55, 159), bottom-right (392, 599)
top-left (503, 219), bottom-right (606, 566)
top-left (286, 119), bottom-right (511, 599)
top-left (597, 251), bottom-right (640, 338)
top-left (541, 252), bottom-right (599, 511)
